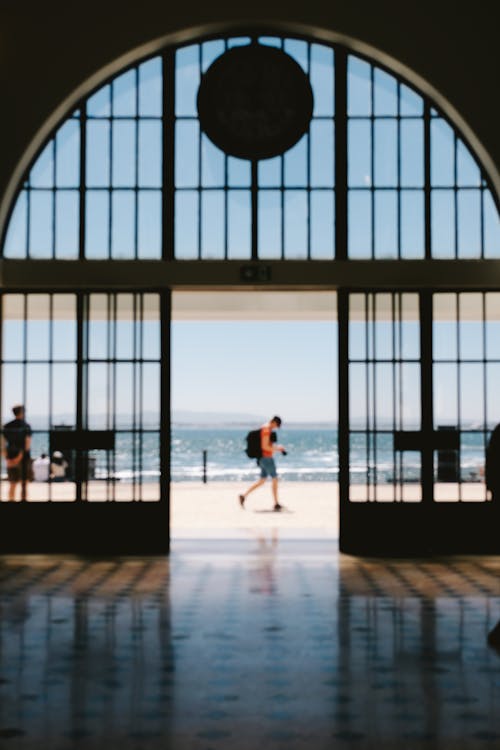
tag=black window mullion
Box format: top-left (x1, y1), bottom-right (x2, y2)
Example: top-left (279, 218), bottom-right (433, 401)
top-left (162, 50), bottom-right (176, 260)
top-left (197, 45), bottom-right (202, 260)
top-left (79, 105), bottom-right (87, 261)
top-left (51, 140), bottom-right (56, 260)
top-left (306, 42), bottom-right (312, 260)
top-left (334, 47), bottom-right (348, 260)
top-left (370, 66), bottom-right (375, 260)
top-left (424, 101), bottom-right (432, 260)
top-left (48, 294), bottom-right (54, 502)
top-left (134, 67), bottom-right (140, 260)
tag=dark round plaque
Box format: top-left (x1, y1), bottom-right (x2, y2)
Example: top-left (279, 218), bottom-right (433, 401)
top-left (197, 44), bottom-right (314, 160)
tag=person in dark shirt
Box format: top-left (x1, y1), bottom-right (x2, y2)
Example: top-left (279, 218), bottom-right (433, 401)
top-left (2, 404), bottom-right (33, 501)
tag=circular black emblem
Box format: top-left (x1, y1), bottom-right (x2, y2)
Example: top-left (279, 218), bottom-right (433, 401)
top-left (197, 44), bottom-right (314, 161)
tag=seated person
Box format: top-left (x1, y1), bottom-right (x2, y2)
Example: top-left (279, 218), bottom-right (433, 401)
top-left (50, 451), bottom-right (68, 481)
top-left (32, 453), bottom-right (50, 482)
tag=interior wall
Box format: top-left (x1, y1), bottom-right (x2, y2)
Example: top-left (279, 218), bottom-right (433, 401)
top-left (0, 0), bottom-right (499, 242)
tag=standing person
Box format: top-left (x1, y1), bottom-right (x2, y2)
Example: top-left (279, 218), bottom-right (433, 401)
top-left (239, 416), bottom-right (286, 511)
top-left (2, 404), bottom-right (33, 501)
top-left (485, 423), bottom-right (500, 501)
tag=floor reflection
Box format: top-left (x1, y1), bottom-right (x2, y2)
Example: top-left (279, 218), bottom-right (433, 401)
top-left (0, 545), bottom-right (499, 748)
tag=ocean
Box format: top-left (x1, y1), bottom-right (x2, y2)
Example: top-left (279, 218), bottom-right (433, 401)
top-left (29, 426), bottom-right (487, 483)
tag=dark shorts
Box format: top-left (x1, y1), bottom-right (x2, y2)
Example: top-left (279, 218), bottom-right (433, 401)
top-left (7, 459), bottom-right (34, 483)
top-left (258, 457), bottom-right (277, 479)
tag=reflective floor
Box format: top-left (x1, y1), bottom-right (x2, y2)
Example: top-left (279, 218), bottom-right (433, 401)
top-left (1, 540), bottom-right (500, 749)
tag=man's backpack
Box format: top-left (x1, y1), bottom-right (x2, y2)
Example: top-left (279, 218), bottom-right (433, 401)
top-left (245, 429), bottom-right (262, 459)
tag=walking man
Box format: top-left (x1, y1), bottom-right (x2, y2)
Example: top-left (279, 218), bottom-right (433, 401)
top-left (2, 404), bottom-right (33, 501)
top-left (239, 416), bottom-right (286, 511)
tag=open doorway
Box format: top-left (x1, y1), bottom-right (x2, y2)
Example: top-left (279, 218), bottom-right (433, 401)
top-left (170, 290), bottom-right (338, 541)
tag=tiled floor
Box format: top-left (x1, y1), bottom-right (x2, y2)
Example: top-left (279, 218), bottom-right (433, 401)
top-left (1, 539), bottom-right (500, 749)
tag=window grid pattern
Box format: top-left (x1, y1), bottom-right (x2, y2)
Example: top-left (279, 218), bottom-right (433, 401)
top-left (432, 292), bottom-right (500, 502)
top-left (348, 292), bottom-right (422, 502)
top-left (1, 36), bottom-right (498, 262)
top-left (174, 36), bottom-right (336, 260)
top-left (0, 292), bottom-right (161, 502)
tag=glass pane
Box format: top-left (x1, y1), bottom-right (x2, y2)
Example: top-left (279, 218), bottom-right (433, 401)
top-left (29, 191), bottom-right (53, 258)
top-left (55, 191), bottom-right (79, 259)
top-left (201, 135), bottom-right (225, 187)
top-left (52, 295), bottom-right (76, 361)
top-left (201, 39), bottom-right (225, 73)
top-left (458, 190), bottom-right (481, 258)
top-left (30, 142), bottom-right (54, 188)
top-left (26, 363), bottom-right (50, 430)
top-left (310, 191), bottom-right (334, 259)
top-left (175, 45), bottom-right (200, 117)
top-left (284, 190), bottom-right (308, 259)
top-left (52, 363), bottom-right (77, 426)
top-left (142, 363), bottom-right (160, 428)
top-left (228, 157), bottom-right (251, 187)
top-left (374, 294), bottom-right (393, 359)
top-left (87, 84), bottom-right (111, 118)
top-left (401, 363), bottom-right (420, 429)
top-left (460, 363), bottom-right (484, 427)
top-left (258, 156), bottom-right (281, 188)
top-left (87, 363), bottom-right (110, 430)
top-left (400, 120), bottom-right (424, 187)
top-left (348, 120), bottom-right (371, 187)
top-left (347, 57), bottom-right (371, 116)
top-left (431, 118), bottom-right (454, 186)
top-left (85, 190), bottom-right (110, 259)
top-left (258, 190), bottom-right (281, 259)
top-left (201, 191), bottom-right (225, 259)
top-left (1, 364), bottom-right (24, 422)
top-left (137, 191), bottom-right (161, 259)
top-left (138, 57), bottom-right (162, 117)
top-left (400, 84), bottom-right (423, 116)
top-left (374, 190), bottom-right (397, 258)
top-left (2, 295), bottom-right (25, 361)
top-left (374, 120), bottom-right (397, 186)
top-left (433, 294), bottom-right (457, 361)
top-left (4, 191), bottom-right (28, 258)
top-left (27, 295), bottom-right (50, 361)
top-left (111, 191), bottom-right (135, 259)
top-left (457, 140), bottom-right (481, 186)
top-left (112, 120), bottom-right (135, 187)
top-left (400, 452), bottom-right (421, 502)
top-left (142, 295), bottom-right (161, 361)
top-left (284, 137), bottom-right (307, 187)
top-left (375, 363), bottom-right (394, 425)
top-left (227, 190), bottom-right (251, 260)
top-left (400, 191), bottom-right (424, 258)
top-left (400, 294), bottom-right (420, 360)
top-left (349, 363), bottom-right (367, 428)
top-left (431, 190), bottom-right (455, 258)
top-left (86, 121), bottom-right (110, 187)
top-left (115, 363), bottom-right (134, 428)
top-left (374, 69), bottom-right (397, 116)
top-left (175, 121), bottom-right (199, 187)
top-left (56, 120), bottom-right (80, 188)
top-left (485, 293), bottom-right (500, 360)
top-left (116, 295), bottom-right (134, 360)
top-left (310, 120), bottom-right (334, 187)
top-left (112, 69), bottom-right (136, 117)
top-left (175, 191), bottom-right (199, 259)
top-left (483, 191), bottom-right (500, 258)
top-left (434, 363), bottom-right (458, 427)
top-left (348, 191), bottom-right (371, 258)
top-left (310, 44), bottom-right (334, 116)
top-left (88, 295), bottom-right (109, 360)
top-left (349, 295), bottom-right (366, 360)
top-left (138, 121), bottom-right (162, 187)
top-left (459, 293), bottom-right (483, 360)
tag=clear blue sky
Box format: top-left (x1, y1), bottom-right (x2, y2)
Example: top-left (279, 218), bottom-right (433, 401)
top-left (171, 320), bottom-right (338, 423)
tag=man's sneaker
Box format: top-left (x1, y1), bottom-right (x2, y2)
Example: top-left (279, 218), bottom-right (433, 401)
top-left (273, 503), bottom-right (282, 511)
top-left (239, 494), bottom-right (245, 508)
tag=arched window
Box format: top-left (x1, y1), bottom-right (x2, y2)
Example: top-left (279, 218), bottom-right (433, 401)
top-left (3, 35), bottom-right (498, 261)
